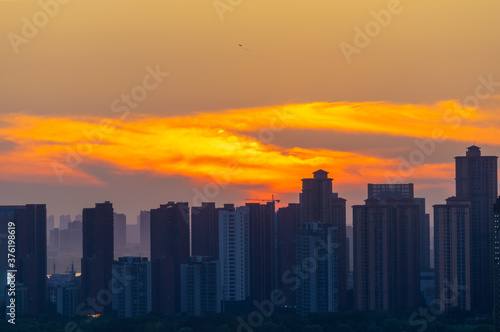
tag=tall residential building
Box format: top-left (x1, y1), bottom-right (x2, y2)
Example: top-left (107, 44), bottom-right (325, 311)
top-left (126, 223), bottom-right (140, 245)
top-left (56, 282), bottom-right (80, 317)
top-left (68, 220), bottom-right (82, 252)
top-left (368, 183), bottom-right (430, 271)
top-left (49, 265), bottom-right (80, 317)
top-left (346, 226), bottom-right (353, 273)
top-left (494, 197), bottom-right (500, 332)
top-left (246, 202), bottom-right (276, 302)
top-left (191, 202), bottom-right (218, 258)
top-left (421, 212), bottom-right (431, 271)
top-left (112, 257), bottom-right (151, 317)
top-left (295, 222), bottom-right (339, 315)
top-left (114, 213), bottom-right (127, 258)
top-left (300, 170), bottom-right (347, 309)
top-left (277, 203), bottom-right (301, 305)
top-left (139, 210), bottom-right (150, 249)
top-left (301, 169), bottom-right (334, 224)
top-left (455, 146), bottom-right (498, 313)
top-left (0, 204), bottom-right (47, 316)
top-left (180, 256), bottom-right (221, 316)
top-left (59, 214), bottom-right (71, 229)
top-left (138, 210), bottom-right (150, 258)
top-left (59, 220), bottom-right (82, 253)
top-left (219, 206), bottom-right (250, 303)
top-left (332, 192), bottom-right (347, 308)
top-left (47, 215), bottom-right (55, 232)
top-left (81, 201), bottom-right (114, 313)
top-left (353, 187), bottom-right (421, 312)
top-left (49, 228), bottom-right (60, 250)
top-left (434, 197), bottom-right (471, 310)
top-left (150, 202), bottom-right (190, 314)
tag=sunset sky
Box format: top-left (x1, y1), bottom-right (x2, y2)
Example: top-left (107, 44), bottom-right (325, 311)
top-left (1, 0), bottom-right (499, 224)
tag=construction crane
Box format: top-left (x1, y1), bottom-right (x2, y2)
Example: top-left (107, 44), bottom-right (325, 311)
top-left (245, 194), bottom-right (280, 204)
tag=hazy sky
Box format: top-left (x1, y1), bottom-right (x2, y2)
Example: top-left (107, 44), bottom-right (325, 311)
top-left (1, 0), bottom-right (499, 224)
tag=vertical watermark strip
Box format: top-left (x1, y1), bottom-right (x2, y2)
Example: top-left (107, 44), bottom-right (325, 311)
top-left (6, 221), bottom-right (16, 324)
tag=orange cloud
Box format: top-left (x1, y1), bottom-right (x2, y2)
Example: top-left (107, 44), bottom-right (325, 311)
top-left (150, 100), bottom-right (500, 145)
top-left (3, 99), bottom-right (496, 191)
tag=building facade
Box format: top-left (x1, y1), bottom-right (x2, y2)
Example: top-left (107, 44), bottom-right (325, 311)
top-left (368, 183), bottom-right (430, 271)
top-left (455, 146), bottom-right (498, 313)
top-left (113, 213), bottom-right (127, 258)
top-left (0, 204), bottom-right (47, 316)
top-left (150, 202), bottom-right (189, 314)
top-left (219, 206), bottom-right (250, 303)
top-left (295, 222), bottom-right (339, 315)
top-left (81, 201), bottom-right (114, 313)
top-left (180, 256), bottom-right (221, 315)
top-left (112, 256), bottom-right (151, 317)
top-left (353, 189), bottom-right (421, 312)
top-left (300, 170), bottom-right (347, 309)
top-left (434, 197), bottom-right (471, 310)
top-left (277, 203), bottom-right (301, 306)
top-left (246, 202), bottom-right (276, 302)
top-left (191, 202), bottom-right (218, 259)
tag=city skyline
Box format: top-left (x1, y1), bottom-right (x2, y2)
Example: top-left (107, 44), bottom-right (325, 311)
top-left (1, 159), bottom-right (499, 327)
top-left (1, 1), bottom-right (500, 330)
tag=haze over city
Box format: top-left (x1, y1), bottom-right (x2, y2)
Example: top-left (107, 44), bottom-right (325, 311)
top-left (3, 1), bottom-right (500, 332)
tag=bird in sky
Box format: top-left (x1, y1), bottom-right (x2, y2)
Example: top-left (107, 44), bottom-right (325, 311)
top-left (239, 44), bottom-right (250, 51)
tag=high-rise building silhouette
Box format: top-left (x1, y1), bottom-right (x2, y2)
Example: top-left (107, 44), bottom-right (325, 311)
top-left (219, 205), bottom-right (250, 303)
top-left (353, 185), bottom-right (421, 312)
top-left (277, 203), bottom-right (301, 306)
top-left (112, 256), bottom-right (151, 317)
top-left (137, 210), bottom-right (151, 258)
top-left (49, 228), bottom-right (60, 250)
top-left (434, 197), bottom-right (471, 310)
top-left (300, 170), bottom-right (347, 309)
top-left (191, 202), bottom-right (218, 258)
top-left (50, 264), bottom-right (80, 317)
top-left (126, 223), bottom-right (140, 245)
top-left (56, 280), bottom-right (80, 317)
top-left (47, 215), bottom-right (55, 232)
top-left (150, 202), bottom-right (189, 314)
top-left (81, 201), bottom-right (114, 313)
top-left (295, 222), bottom-right (339, 315)
top-left (68, 220), bottom-right (83, 252)
top-left (58, 220), bottom-right (83, 253)
top-left (420, 211), bottom-right (431, 271)
top-left (246, 202), bottom-right (276, 302)
top-left (494, 197), bottom-right (500, 332)
top-left (346, 225), bottom-right (353, 273)
top-left (113, 213), bottom-right (127, 258)
top-left (301, 170), bottom-right (334, 224)
top-left (59, 214), bottom-right (71, 229)
top-left (367, 184), bottom-right (430, 271)
top-left (455, 146), bottom-right (498, 313)
top-left (180, 256), bottom-right (221, 315)
top-left (139, 210), bottom-right (150, 245)
top-left (0, 204), bottom-right (47, 316)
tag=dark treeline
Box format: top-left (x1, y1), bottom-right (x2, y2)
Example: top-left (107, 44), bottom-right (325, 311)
top-left (1, 311), bottom-right (493, 332)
